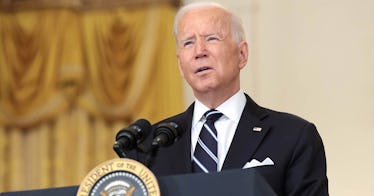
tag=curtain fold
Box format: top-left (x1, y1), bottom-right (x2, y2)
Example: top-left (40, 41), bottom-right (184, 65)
top-left (0, 4), bottom-right (183, 192)
top-left (0, 9), bottom-right (71, 127)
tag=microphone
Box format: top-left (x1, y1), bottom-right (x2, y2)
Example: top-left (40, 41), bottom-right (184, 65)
top-left (144, 122), bottom-right (184, 167)
top-left (113, 119), bottom-right (152, 158)
top-left (152, 122), bottom-right (184, 147)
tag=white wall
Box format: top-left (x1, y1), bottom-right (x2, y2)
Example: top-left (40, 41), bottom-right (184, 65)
top-left (182, 0), bottom-right (374, 195)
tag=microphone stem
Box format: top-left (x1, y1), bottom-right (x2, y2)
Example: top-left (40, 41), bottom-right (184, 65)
top-left (144, 143), bottom-right (160, 167)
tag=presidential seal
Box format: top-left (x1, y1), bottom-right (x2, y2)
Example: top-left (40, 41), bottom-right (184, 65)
top-left (77, 158), bottom-right (160, 196)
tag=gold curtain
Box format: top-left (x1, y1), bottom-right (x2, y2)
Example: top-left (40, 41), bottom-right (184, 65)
top-left (0, 4), bottom-right (183, 192)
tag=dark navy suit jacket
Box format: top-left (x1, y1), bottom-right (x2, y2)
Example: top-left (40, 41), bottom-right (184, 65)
top-left (132, 94), bottom-right (328, 196)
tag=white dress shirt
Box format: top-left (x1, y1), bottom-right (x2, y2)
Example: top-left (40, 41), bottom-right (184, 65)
top-left (191, 90), bottom-right (246, 171)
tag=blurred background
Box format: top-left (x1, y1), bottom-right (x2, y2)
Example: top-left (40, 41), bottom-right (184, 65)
top-left (0, 0), bottom-right (373, 195)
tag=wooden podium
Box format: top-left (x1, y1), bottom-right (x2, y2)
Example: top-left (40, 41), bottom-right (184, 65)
top-left (1, 168), bottom-right (277, 196)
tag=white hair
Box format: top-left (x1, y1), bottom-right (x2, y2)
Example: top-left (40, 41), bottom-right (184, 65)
top-left (173, 1), bottom-right (246, 43)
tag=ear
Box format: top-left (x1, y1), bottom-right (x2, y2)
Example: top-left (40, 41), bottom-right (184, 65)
top-left (238, 41), bottom-right (248, 69)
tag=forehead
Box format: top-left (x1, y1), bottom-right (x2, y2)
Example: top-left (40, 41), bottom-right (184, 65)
top-left (177, 7), bottom-right (231, 37)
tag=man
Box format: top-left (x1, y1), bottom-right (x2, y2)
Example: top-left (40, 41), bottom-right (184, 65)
top-left (136, 2), bottom-right (328, 195)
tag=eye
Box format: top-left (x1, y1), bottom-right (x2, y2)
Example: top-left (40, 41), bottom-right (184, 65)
top-left (183, 40), bottom-right (194, 47)
top-left (207, 36), bottom-right (219, 42)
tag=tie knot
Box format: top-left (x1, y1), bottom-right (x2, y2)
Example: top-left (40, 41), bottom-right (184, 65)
top-left (204, 109), bottom-right (223, 122)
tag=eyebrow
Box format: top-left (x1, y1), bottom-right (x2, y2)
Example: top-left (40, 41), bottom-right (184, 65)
top-left (180, 35), bottom-right (196, 43)
top-left (205, 33), bottom-right (219, 37)
top-left (180, 33), bottom-right (221, 42)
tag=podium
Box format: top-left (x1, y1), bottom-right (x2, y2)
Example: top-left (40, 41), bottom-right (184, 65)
top-left (1, 168), bottom-right (277, 196)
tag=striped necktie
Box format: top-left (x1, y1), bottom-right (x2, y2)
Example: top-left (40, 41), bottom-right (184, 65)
top-left (192, 109), bottom-right (223, 173)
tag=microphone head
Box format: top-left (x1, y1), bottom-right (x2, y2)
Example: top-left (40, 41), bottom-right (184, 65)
top-left (116, 119), bottom-right (151, 141)
top-left (154, 122), bottom-right (183, 147)
top-left (115, 118), bottom-right (152, 150)
top-left (129, 119), bottom-right (152, 143)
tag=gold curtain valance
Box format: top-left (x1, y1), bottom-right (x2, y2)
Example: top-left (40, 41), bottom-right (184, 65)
top-left (0, 5), bottom-right (183, 128)
top-left (0, 0), bottom-right (181, 10)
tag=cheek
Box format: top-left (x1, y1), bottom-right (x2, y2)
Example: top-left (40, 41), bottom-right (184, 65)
top-left (177, 52), bottom-right (194, 71)
top-left (217, 57), bottom-right (241, 78)
top-left (177, 64), bottom-right (185, 78)
top-left (177, 60), bottom-right (192, 79)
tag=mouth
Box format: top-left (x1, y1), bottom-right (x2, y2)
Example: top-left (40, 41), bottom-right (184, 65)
top-left (195, 66), bottom-right (212, 74)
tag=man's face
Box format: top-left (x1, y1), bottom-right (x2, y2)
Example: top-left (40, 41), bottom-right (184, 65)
top-left (176, 7), bottom-right (247, 95)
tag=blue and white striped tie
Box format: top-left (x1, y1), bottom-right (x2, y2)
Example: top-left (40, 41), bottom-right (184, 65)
top-left (192, 109), bottom-right (223, 173)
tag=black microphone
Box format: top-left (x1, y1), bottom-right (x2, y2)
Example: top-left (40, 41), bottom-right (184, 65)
top-left (113, 119), bottom-right (152, 158)
top-left (144, 122), bottom-right (184, 167)
top-left (152, 122), bottom-right (184, 147)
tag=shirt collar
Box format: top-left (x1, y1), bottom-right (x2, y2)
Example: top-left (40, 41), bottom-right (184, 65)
top-left (192, 90), bottom-right (246, 127)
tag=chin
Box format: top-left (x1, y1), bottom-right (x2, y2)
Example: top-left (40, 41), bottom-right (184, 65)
top-left (193, 85), bottom-right (217, 94)
top-left (189, 79), bottom-right (218, 92)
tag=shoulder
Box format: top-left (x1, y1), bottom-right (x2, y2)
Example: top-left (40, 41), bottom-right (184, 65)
top-left (154, 109), bottom-right (191, 125)
top-left (264, 107), bottom-right (313, 127)
top-left (152, 102), bottom-right (194, 129)
top-left (260, 107), bottom-right (323, 146)
top-left (244, 93), bottom-right (313, 128)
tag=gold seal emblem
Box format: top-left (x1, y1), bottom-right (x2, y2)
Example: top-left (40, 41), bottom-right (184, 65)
top-left (77, 158), bottom-right (160, 196)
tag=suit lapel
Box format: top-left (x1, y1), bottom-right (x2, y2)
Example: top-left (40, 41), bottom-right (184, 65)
top-left (166, 103), bottom-right (194, 173)
top-left (222, 95), bottom-right (270, 170)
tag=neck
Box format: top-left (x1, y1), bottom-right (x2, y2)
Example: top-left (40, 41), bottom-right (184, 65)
top-left (194, 87), bottom-right (240, 109)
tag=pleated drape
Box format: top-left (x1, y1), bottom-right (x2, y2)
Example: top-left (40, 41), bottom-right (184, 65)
top-left (0, 4), bottom-right (183, 192)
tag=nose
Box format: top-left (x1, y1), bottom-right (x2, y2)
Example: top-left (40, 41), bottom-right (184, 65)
top-left (194, 38), bottom-right (208, 59)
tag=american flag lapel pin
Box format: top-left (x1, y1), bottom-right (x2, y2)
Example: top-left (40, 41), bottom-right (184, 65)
top-left (253, 127), bottom-right (262, 132)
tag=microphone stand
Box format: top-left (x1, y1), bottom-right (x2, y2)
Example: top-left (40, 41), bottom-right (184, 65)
top-left (144, 141), bottom-right (160, 168)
